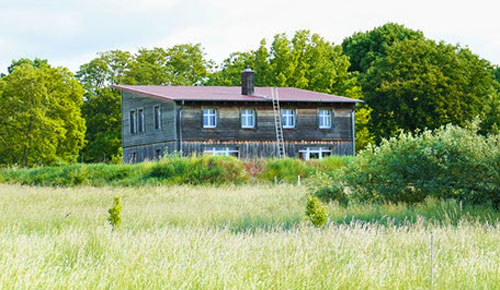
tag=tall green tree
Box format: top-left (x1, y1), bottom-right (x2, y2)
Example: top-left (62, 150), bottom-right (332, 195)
top-left (78, 44), bottom-right (212, 162)
top-left (0, 60), bottom-right (86, 166)
top-left (342, 23), bottom-right (424, 73)
top-left (76, 50), bottom-right (133, 162)
top-left (207, 30), bottom-right (373, 150)
top-left (362, 38), bottom-right (499, 141)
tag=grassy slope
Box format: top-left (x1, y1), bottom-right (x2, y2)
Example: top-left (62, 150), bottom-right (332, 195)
top-left (0, 184), bottom-right (499, 289)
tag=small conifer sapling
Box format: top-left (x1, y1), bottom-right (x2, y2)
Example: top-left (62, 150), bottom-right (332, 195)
top-left (305, 194), bottom-right (327, 227)
top-left (108, 196), bottom-right (122, 231)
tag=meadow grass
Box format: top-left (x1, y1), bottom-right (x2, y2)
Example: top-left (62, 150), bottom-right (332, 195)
top-left (1, 184), bottom-right (499, 289)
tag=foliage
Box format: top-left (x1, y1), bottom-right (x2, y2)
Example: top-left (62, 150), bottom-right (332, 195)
top-left (2, 184), bottom-right (500, 288)
top-left (314, 122), bottom-right (500, 206)
top-left (0, 59), bottom-right (86, 167)
top-left (342, 23), bottom-right (424, 73)
top-left (76, 45), bottom-right (212, 162)
top-left (305, 194), bottom-right (327, 227)
top-left (0, 156), bottom-right (353, 187)
top-left (107, 196), bottom-right (122, 231)
top-left (207, 30), bottom-right (363, 99)
top-left (259, 158), bottom-right (314, 183)
top-left (362, 38), bottom-right (500, 141)
top-left (147, 155), bottom-right (250, 185)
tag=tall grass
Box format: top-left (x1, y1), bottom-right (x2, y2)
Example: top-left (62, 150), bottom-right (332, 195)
top-left (0, 155), bottom-right (351, 187)
top-left (1, 184), bottom-right (499, 288)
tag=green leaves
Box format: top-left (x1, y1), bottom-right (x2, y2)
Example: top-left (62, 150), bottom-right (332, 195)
top-left (0, 60), bottom-right (86, 167)
top-left (108, 196), bottom-right (122, 231)
top-left (305, 194), bottom-right (327, 227)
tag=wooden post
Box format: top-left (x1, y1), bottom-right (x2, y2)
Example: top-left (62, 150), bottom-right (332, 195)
top-left (298, 175), bottom-right (301, 186)
top-left (274, 176), bottom-right (277, 185)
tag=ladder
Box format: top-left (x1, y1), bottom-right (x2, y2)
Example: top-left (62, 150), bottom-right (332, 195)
top-left (271, 87), bottom-right (286, 159)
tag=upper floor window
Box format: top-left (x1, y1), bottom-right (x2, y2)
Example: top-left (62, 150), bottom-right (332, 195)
top-left (138, 109), bottom-right (145, 132)
top-left (203, 108), bottom-right (217, 128)
top-left (130, 110), bottom-right (137, 133)
top-left (154, 105), bottom-right (161, 130)
top-left (281, 109), bottom-right (295, 128)
top-left (241, 109), bottom-right (255, 128)
top-left (318, 109), bottom-right (332, 129)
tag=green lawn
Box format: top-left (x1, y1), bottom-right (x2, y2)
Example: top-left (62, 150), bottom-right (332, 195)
top-left (0, 184), bottom-right (499, 289)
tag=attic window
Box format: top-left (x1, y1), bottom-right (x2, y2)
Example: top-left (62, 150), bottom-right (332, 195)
top-left (203, 108), bottom-right (217, 128)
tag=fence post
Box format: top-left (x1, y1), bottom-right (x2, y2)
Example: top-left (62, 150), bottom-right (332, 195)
top-left (430, 232), bottom-right (434, 289)
top-left (274, 176), bottom-right (277, 186)
top-left (297, 175), bottom-right (301, 186)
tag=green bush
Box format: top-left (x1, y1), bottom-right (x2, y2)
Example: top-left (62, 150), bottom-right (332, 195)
top-left (107, 196), bottom-right (122, 231)
top-left (314, 122), bottom-right (500, 206)
top-left (305, 194), bottom-right (328, 227)
top-left (146, 155), bottom-right (250, 185)
top-left (0, 155), bottom-right (352, 187)
top-left (260, 158), bottom-right (315, 183)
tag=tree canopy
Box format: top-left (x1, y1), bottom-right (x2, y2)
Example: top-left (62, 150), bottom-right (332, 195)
top-left (342, 23), bottom-right (424, 73)
top-left (77, 44), bottom-right (212, 162)
top-left (0, 60), bottom-right (86, 166)
top-left (361, 38), bottom-right (499, 140)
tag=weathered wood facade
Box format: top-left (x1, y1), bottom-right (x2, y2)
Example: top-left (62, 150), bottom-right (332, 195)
top-left (122, 91), bottom-right (356, 163)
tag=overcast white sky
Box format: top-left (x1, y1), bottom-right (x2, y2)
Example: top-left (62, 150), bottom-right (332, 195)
top-left (1, 0), bottom-right (499, 74)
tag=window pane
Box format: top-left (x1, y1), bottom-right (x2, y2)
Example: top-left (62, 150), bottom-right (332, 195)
top-left (241, 109), bottom-right (255, 128)
top-left (130, 111), bottom-right (136, 133)
top-left (154, 106), bottom-right (161, 129)
top-left (319, 110), bottom-right (331, 128)
top-left (203, 109), bottom-right (216, 128)
top-left (282, 109), bottom-right (295, 128)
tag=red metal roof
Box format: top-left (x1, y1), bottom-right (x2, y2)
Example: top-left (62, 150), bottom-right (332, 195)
top-left (112, 85), bottom-right (362, 103)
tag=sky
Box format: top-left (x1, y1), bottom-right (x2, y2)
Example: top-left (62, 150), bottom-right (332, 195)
top-left (1, 0), bottom-right (499, 74)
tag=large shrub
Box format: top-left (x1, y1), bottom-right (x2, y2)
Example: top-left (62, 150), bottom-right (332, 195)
top-left (146, 155), bottom-right (250, 185)
top-left (314, 122), bottom-right (500, 206)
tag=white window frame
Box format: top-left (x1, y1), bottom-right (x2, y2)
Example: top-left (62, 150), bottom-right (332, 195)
top-left (130, 110), bottom-right (137, 134)
top-left (203, 146), bottom-right (239, 157)
top-left (154, 105), bottom-right (161, 130)
top-left (281, 109), bottom-right (296, 128)
top-left (203, 108), bottom-right (217, 128)
top-left (318, 109), bottom-right (332, 129)
top-left (138, 108), bottom-right (145, 133)
top-left (299, 147), bottom-right (332, 160)
top-left (241, 109), bottom-right (255, 128)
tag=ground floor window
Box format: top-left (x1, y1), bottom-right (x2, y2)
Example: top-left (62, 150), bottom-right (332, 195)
top-left (203, 146), bottom-right (239, 157)
top-left (299, 147), bottom-right (331, 160)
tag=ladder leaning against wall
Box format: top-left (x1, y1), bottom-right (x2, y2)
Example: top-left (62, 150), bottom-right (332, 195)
top-left (271, 87), bottom-right (286, 159)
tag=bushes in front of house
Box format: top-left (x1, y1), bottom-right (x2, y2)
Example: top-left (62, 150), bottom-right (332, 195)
top-left (312, 122), bottom-right (500, 206)
top-left (0, 155), bottom-right (353, 187)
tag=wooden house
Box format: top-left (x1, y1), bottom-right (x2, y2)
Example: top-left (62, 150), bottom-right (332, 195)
top-left (112, 69), bottom-right (362, 163)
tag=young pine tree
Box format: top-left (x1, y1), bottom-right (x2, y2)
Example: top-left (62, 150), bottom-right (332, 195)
top-left (305, 194), bottom-right (327, 227)
top-left (108, 196), bottom-right (122, 231)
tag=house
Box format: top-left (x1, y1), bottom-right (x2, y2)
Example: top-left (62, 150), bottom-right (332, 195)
top-left (112, 69), bottom-right (362, 163)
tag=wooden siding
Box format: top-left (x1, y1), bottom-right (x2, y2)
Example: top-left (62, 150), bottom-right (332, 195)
top-left (180, 101), bottom-right (354, 142)
top-left (121, 91), bottom-right (177, 148)
top-left (123, 141), bottom-right (177, 163)
top-left (182, 141), bottom-right (353, 158)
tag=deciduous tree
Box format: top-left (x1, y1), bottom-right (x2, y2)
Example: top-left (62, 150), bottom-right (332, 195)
top-left (0, 60), bottom-right (86, 166)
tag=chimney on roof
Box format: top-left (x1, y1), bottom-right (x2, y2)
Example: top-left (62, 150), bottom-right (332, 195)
top-left (241, 68), bottom-right (254, 95)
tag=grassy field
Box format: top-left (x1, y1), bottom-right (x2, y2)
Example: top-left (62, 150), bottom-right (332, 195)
top-left (1, 184), bottom-right (500, 289)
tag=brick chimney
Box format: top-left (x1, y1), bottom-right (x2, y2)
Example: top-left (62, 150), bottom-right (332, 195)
top-left (241, 68), bottom-right (254, 95)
